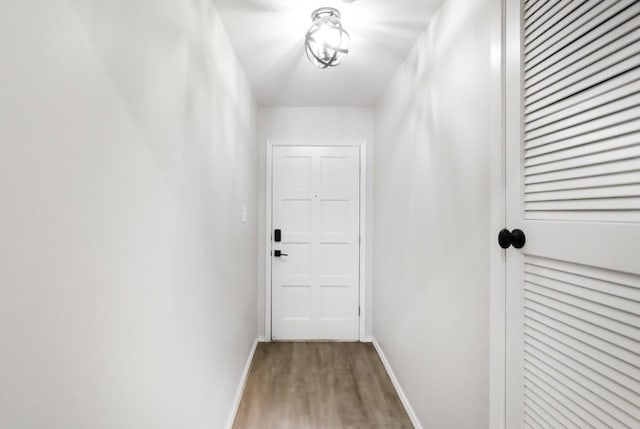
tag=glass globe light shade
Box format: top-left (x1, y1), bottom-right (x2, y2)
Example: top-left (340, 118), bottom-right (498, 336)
top-left (305, 8), bottom-right (350, 69)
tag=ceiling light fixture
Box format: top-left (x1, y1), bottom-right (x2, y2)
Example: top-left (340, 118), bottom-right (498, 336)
top-left (305, 7), bottom-right (350, 69)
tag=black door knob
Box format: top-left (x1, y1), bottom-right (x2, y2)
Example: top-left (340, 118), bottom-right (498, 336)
top-left (274, 250), bottom-right (288, 257)
top-left (498, 228), bottom-right (526, 249)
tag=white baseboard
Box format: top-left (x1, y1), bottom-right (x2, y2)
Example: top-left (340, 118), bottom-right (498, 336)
top-left (257, 335), bottom-right (268, 342)
top-left (225, 338), bottom-right (259, 429)
top-left (372, 339), bottom-right (423, 429)
top-left (360, 336), bottom-right (374, 343)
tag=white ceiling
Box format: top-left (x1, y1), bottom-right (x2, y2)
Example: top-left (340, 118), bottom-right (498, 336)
top-left (212, 0), bottom-right (443, 107)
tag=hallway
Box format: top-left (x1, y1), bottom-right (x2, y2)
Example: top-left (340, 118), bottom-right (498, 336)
top-left (232, 343), bottom-right (412, 429)
top-left (2, 0), bottom-right (639, 428)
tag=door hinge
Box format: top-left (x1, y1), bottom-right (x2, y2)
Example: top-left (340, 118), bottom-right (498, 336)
top-left (359, 234), bottom-right (362, 245)
top-left (358, 306), bottom-right (361, 316)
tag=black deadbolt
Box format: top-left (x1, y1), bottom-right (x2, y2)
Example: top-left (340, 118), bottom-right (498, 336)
top-left (274, 229), bottom-right (282, 242)
top-left (498, 228), bottom-right (526, 249)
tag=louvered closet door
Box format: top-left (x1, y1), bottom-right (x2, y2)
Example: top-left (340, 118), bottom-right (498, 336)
top-left (505, 1), bottom-right (640, 427)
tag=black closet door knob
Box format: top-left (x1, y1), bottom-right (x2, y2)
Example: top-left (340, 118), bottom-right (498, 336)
top-left (498, 229), bottom-right (512, 249)
top-left (498, 228), bottom-right (526, 249)
top-left (511, 229), bottom-right (526, 249)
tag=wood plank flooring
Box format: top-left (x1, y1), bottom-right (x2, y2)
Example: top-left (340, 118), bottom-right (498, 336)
top-left (232, 342), bottom-right (413, 429)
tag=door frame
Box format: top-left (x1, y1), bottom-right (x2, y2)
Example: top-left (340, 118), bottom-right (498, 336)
top-left (489, 0), bottom-right (508, 428)
top-left (503, 0), bottom-right (525, 426)
top-left (265, 139), bottom-right (368, 342)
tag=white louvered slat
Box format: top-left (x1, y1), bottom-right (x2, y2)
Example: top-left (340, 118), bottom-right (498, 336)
top-left (525, 44), bottom-right (640, 112)
top-left (524, 333), bottom-right (640, 422)
top-left (526, 83), bottom-right (640, 137)
top-left (522, 256), bottom-right (640, 427)
top-left (525, 384), bottom-right (582, 429)
top-left (526, 276), bottom-right (640, 319)
top-left (525, 0), bottom-right (561, 33)
top-left (525, 349), bottom-right (637, 428)
top-left (534, 123), bottom-right (640, 160)
top-left (525, 317), bottom-right (640, 378)
top-left (525, 171), bottom-right (640, 195)
top-left (525, 198), bottom-right (640, 213)
top-left (525, 157), bottom-right (640, 184)
top-left (525, 0), bottom-right (547, 17)
top-left (525, 132), bottom-right (640, 165)
top-left (525, 185), bottom-right (640, 206)
top-left (525, 6), bottom-right (640, 90)
top-left (524, 406), bottom-right (553, 429)
top-left (525, 306), bottom-right (640, 367)
top-left (525, 397), bottom-right (566, 429)
top-left (525, 375), bottom-right (593, 429)
top-left (525, 255), bottom-right (640, 288)
top-left (525, 286), bottom-right (640, 339)
top-left (526, 67), bottom-right (640, 125)
top-left (525, 0), bottom-right (604, 60)
top-left (525, 107), bottom-right (640, 150)
top-left (525, 262), bottom-right (640, 300)
top-left (525, 210), bottom-right (640, 222)
top-left (525, 0), bottom-right (636, 69)
top-left (526, 31), bottom-right (640, 103)
top-left (525, 91), bottom-right (640, 141)
top-left (524, 8), bottom-right (638, 88)
top-left (524, 0), bottom-right (563, 36)
top-left (526, 308), bottom-right (640, 368)
top-left (525, 300), bottom-right (640, 355)
top-left (525, 364), bottom-right (606, 428)
top-left (525, 1), bottom-right (586, 43)
top-left (525, 145), bottom-right (640, 175)
top-left (524, 292), bottom-right (640, 342)
top-left (523, 108), bottom-right (640, 222)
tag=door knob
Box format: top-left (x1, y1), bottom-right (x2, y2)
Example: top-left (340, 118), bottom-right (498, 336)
top-left (274, 250), bottom-right (288, 257)
top-left (498, 228), bottom-right (526, 249)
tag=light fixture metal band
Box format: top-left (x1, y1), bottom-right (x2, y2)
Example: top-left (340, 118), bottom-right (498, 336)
top-left (311, 7), bottom-right (341, 20)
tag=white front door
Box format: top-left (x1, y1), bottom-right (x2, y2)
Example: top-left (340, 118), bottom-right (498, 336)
top-left (271, 146), bottom-right (360, 341)
top-left (505, 1), bottom-right (640, 427)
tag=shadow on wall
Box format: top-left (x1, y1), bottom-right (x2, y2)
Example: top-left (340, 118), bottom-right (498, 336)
top-left (68, 0), bottom-right (260, 245)
top-left (373, 0), bottom-right (493, 427)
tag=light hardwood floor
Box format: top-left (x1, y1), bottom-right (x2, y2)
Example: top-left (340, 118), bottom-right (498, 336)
top-left (232, 342), bottom-right (413, 429)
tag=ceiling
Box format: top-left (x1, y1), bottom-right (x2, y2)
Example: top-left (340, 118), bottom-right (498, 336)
top-left (212, 0), bottom-right (443, 107)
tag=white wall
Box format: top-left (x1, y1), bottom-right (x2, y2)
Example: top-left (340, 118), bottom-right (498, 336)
top-left (257, 107), bottom-right (374, 339)
top-left (373, 0), bottom-right (499, 427)
top-left (0, 1), bottom-right (257, 428)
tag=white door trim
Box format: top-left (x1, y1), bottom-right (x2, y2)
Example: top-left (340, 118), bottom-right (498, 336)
top-left (489, 0), bottom-right (507, 428)
top-left (503, 0), bottom-right (523, 426)
top-left (265, 139), bottom-right (367, 342)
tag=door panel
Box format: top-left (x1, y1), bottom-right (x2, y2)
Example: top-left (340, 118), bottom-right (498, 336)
top-left (505, 1), bottom-right (640, 427)
top-left (271, 146), bottom-right (360, 340)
